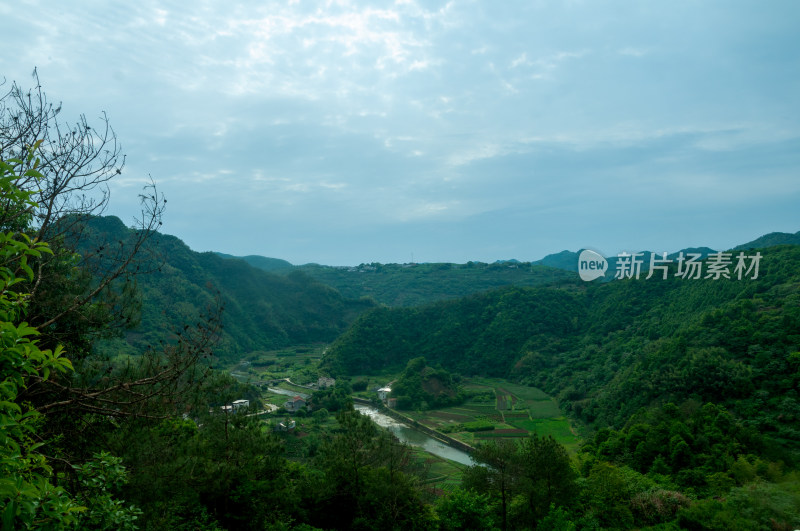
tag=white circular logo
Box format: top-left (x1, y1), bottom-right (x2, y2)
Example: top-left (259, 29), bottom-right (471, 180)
top-left (578, 249), bottom-right (608, 281)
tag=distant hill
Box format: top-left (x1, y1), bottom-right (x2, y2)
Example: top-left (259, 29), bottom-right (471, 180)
top-left (216, 229), bottom-right (798, 306)
top-left (214, 253), bottom-right (294, 272)
top-left (535, 247), bottom-right (718, 275)
top-left (292, 261), bottom-right (575, 307)
top-left (734, 230), bottom-right (800, 250)
top-left (216, 254), bottom-right (575, 308)
top-left (534, 231), bottom-right (799, 276)
top-left (534, 249), bottom-right (579, 271)
top-left (667, 246), bottom-right (716, 260)
top-left (87, 217), bottom-right (374, 360)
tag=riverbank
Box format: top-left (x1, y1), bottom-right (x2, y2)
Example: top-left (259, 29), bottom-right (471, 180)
top-left (353, 397), bottom-right (476, 456)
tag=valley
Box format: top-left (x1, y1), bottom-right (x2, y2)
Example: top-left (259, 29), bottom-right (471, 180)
top-left (10, 210), bottom-right (800, 530)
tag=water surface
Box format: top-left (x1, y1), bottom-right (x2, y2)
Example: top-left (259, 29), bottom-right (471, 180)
top-left (355, 405), bottom-right (474, 466)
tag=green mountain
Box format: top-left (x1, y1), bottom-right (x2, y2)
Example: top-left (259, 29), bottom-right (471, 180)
top-left (537, 247), bottom-right (719, 275)
top-left (293, 261), bottom-right (574, 307)
top-left (535, 249), bottom-right (580, 270)
top-left (390, 357), bottom-right (465, 410)
top-left (216, 254), bottom-right (576, 307)
top-left (734, 230), bottom-right (800, 250)
top-left (214, 253), bottom-right (294, 272)
top-left (218, 237), bottom-right (794, 306)
top-left (324, 243), bottom-right (800, 450)
top-left (89, 217), bottom-right (374, 360)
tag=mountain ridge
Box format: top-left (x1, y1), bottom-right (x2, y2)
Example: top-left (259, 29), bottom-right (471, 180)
top-left (86, 216), bottom-right (374, 360)
top-left (217, 228), bottom-right (799, 275)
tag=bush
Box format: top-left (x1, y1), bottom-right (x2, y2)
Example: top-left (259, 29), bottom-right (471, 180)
top-left (463, 420), bottom-right (495, 432)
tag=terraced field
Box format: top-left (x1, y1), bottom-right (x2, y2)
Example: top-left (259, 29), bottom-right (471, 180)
top-left (405, 377), bottom-right (581, 453)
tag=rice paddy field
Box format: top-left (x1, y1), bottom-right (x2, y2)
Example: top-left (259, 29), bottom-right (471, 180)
top-left (405, 377), bottom-right (581, 453)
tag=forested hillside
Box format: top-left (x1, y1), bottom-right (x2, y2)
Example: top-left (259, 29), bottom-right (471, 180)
top-left (324, 285), bottom-right (583, 376)
top-left (220, 255), bottom-right (575, 307)
top-left (215, 252), bottom-right (294, 272)
top-left (735, 230), bottom-right (800, 250)
top-left (87, 216), bottom-right (374, 361)
top-left (325, 245), bottom-right (800, 445)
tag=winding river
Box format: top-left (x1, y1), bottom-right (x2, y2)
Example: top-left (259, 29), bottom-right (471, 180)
top-left (262, 385), bottom-right (473, 465)
top-left (355, 405), bottom-right (475, 466)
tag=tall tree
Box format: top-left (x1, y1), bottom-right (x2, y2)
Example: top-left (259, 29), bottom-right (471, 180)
top-left (462, 439), bottom-right (518, 531)
top-left (516, 434), bottom-right (578, 528)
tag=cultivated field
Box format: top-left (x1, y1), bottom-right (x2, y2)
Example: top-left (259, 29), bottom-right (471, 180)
top-left (405, 377), bottom-right (581, 453)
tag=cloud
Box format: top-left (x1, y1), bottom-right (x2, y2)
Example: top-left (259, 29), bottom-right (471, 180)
top-left (2, 0), bottom-right (798, 264)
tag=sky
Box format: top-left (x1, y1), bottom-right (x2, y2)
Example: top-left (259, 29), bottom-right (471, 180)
top-left (1, 1), bottom-right (799, 265)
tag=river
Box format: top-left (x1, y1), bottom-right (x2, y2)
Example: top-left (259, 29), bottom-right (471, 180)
top-left (355, 405), bottom-right (474, 466)
top-left (263, 387), bottom-right (473, 465)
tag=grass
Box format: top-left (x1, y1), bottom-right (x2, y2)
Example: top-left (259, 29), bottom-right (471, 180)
top-left (526, 400), bottom-right (562, 419)
top-left (410, 447), bottom-right (467, 491)
top-left (506, 417), bottom-right (581, 451)
top-left (395, 377), bottom-right (584, 453)
top-left (493, 381), bottom-right (550, 401)
top-left (503, 411), bottom-right (530, 419)
top-left (475, 432), bottom-right (530, 438)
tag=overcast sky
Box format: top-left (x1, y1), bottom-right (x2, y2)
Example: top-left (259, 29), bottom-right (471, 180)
top-left (2, 1), bottom-right (798, 265)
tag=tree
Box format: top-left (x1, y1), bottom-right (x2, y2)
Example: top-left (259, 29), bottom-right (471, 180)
top-left (0, 74), bottom-right (230, 530)
top-left (1, 69), bottom-right (123, 239)
top-left (1, 71), bottom-right (166, 352)
top-left (462, 439), bottom-right (518, 531)
top-left (0, 70), bottom-right (167, 354)
top-left (0, 74), bottom-right (222, 470)
top-left (435, 488), bottom-right (497, 531)
top-left (313, 407), bottom-right (433, 530)
top-left (0, 153), bottom-right (138, 529)
top-left (515, 434), bottom-right (578, 528)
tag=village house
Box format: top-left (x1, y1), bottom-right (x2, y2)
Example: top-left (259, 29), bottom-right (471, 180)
top-left (284, 396), bottom-right (306, 412)
top-left (218, 398), bottom-right (250, 414)
top-left (377, 387), bottom-right (391, 402)
top-left (317, 376), bottom-right (336, 389)
top-left (232, 399), bottom-right (250, 411)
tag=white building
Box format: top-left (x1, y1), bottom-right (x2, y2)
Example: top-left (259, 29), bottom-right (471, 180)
top-left (377, 387), bottom-right (392, 401)
top-left (232, 399), bottom-right (250, 411)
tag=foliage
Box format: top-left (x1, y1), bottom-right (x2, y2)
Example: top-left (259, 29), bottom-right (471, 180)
top-left (90, 216), bottom-right (375, 361)
top-left (435, 488), bottom-right (497, 531)
top-left (72, 452), bottom-right (142, 530)
top-left (310, 379), bottom-right (353, 412)
top-left (462, 420), bottom-right (495, 432)
top-left (325, 246), bottom-right (800, 456)
top-left (391, 357), bottom-right (464, 410)
top-left (0, 154), bottom-right (136, 530)
top-left (463, 436), bottom-right (578, 530)
top-left (310, 407), bottom-right (436, 530)
top-left (250, 259), bottom-right (575, 307)
top-left (324, 286), bottom-right (582, 376)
